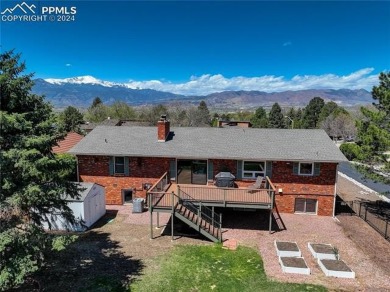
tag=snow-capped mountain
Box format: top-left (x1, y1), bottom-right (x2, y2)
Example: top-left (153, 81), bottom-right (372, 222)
top-left (32, 76), bottom-right (372, 109)
top-left (45, 76), bottom-right (119, 87)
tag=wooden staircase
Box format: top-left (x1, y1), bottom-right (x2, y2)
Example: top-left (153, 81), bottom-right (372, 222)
top-left (174, 202), bottom-right (222, 242)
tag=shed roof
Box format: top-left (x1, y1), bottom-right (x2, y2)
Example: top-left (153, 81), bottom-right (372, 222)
top-left (69, 126), bottom-right (347, 162)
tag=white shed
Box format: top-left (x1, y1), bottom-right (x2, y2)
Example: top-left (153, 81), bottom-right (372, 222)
top-left (44, 182), bottom-right (106, 231)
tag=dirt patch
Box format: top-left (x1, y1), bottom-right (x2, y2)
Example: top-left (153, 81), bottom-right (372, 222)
top-left (280, 257), bottom-right (307, 268)
top-left (310, 243), bottom-right (334, 254)
top-left (276, 241), bottom-right (299, 251)
top-left (337, 175), bottom-right (382, 202)
top-left (24, 208), bottom-right (211, 291)
top-left (321, 259), bottom-right (352, 272)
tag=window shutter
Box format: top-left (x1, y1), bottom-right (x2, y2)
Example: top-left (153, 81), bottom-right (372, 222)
top-left (266, 161), bottom-right (272, 178)
top-left (207, 160), bottom-right (214, 180)
top-left (293, 162), bottom-right (299, 175)
top-left (109, 157), bottom-right (114, 175)
top-left (124, 157), bottom-right (129, 176)
top-left (237, 160), bottom-right (243, 179)
top-left (314, 163), bottom-right (321, 176)
top-left (169, 159), bottom-right (176, 181)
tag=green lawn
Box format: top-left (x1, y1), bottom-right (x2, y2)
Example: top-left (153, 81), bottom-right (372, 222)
top-left (130, 244), bottom-right (326, 292)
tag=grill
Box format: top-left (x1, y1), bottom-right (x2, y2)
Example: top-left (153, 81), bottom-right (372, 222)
top-left (215, 172), bottom-right (235, 188)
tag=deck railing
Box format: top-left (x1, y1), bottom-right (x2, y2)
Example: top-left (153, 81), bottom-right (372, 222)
top-left (178, 190), bottom-right (222, 241)
top-left (177, 176), bottom-right (276, 207)
top-left (147, 172), bottom-right (173, 209)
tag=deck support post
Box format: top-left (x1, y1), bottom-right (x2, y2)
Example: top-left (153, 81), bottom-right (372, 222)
top-left (157, 212), bottom-right (160, 228)
top-left (171, 191), bottom-right (174, 241)
top-left (268, 209), bottom-right (272, 234)
top-left (150, 208), bottom-right (153, 240)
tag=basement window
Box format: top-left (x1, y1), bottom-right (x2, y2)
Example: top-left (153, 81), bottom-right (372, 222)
top-left (295, 198), bottom-right (317, 214)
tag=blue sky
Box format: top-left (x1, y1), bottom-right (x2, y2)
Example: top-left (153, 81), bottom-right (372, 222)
top-left (1, 1), bottom-right (389, 95)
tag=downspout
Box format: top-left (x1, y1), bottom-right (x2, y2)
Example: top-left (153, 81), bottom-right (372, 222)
top-left (333, 163), bottom-right (339, 218)
top-left (76, 156), bottom-right (80, 182)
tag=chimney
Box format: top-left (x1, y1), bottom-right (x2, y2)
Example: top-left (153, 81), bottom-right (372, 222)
top-left (157, 115), bottom-right (170, 142)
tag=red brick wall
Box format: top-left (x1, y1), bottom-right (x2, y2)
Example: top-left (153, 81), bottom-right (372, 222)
top-left (211, 159), bottom-right (237, 177)
top-left (78, 155), bottom-right (337, 215)
top-left (78, 156), bottom-right (170, 204)
top-left (271, 161), bottom-right (337, 216)
top-left (157, 120), bottom-right (170, 141)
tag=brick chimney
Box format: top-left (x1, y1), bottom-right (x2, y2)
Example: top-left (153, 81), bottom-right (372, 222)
top-left (157, 115), bottom-right (170, 142)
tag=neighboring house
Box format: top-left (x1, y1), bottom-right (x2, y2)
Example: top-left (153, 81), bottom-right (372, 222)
top-left (69, 116), bottom-right (347, 218)
top-left (80, 118), bottom-right (121, 134)
top-left (52, 132), bottom-right (84, 154)
top-left (218, 120), bottom-right (252, 128)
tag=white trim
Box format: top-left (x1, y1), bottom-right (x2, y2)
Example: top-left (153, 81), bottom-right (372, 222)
top-left (242, 160), bottom-right (266, 179)
top-left (298, 162), bottom-right (314, 176)
top-left (294, 198), bottom-right (318, 215)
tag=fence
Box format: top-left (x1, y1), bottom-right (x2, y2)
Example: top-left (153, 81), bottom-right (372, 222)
top-left (345, 200), bottom-right (390, 241)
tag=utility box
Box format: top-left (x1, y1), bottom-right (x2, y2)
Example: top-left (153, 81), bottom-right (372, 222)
top-left (132, 198), bottom-right (145, 213)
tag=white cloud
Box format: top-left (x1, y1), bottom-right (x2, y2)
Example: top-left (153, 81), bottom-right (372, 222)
top-left (122, 68), bottom-right (379, 95)
top-left (65, 63), bottom-right (72, 67)
top-left (45, 68), bottom-right (380, 96)
top-left (283, 41), bottom-right (292, 47)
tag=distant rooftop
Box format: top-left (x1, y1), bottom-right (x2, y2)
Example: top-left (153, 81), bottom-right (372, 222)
top-left (69, 126), bottom-right (347, 162)
top-left (52, 132), bottom-right (84, 154)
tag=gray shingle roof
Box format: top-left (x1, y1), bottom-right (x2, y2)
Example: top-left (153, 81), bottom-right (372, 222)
top-left (69, 126), bottom-right (347, 162)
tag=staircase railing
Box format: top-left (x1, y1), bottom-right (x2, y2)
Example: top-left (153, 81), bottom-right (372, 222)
top-left (148, 172), bottom-right (173, 210)
top-left (177, 186), bottom-right (222, 241)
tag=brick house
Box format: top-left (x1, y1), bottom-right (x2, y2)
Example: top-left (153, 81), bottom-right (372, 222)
top-left (69, 117), bottom-right (346, 218)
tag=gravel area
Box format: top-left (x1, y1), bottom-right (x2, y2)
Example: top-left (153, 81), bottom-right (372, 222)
top-left (33, 200), bottom-right (389, 291)
top-left (110, 205), bottom-right (390, 291)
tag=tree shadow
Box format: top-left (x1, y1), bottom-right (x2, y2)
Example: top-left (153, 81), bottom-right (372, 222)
top-left (16, 226), bottom-right (143, 291)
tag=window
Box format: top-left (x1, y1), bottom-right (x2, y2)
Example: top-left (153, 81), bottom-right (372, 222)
top-left (299, 162), bottom-right (314, 175)
top-left (114, 157), bottom-right (125, 174)
top-left (295, 198), bottom-right (317, 214)
top-left (243, 161), bottom-right (265, 179)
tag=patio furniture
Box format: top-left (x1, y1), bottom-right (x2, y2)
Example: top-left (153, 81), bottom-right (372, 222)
top-left (248, 176), bottom-right (265, 190)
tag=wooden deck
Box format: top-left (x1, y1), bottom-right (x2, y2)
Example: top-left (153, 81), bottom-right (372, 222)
top-left (150, 183), bottom-right (273, 211)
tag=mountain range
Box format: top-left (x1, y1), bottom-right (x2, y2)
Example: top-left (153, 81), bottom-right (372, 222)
top-left (32, 76), bottom-right (372, 109)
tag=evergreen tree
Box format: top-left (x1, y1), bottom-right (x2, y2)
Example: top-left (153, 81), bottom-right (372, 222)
top-left (58, 106), bottom-right (84, 133)
top-left (91, 97), bottom-right (103, 108)
top-left (0, 51), bottom-right (79, 289)
top-left (302, 97), bottom-right (325, 128)
top-left (357, 72), bottom-right (390, 163)
top-left (250, 106), bottom-right (268, 128)
top-left (268, 103), bottom-right (285, 128)
top-left (197, 100), bottom-right (211, 125)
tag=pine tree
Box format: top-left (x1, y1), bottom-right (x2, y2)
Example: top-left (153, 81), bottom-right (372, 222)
top-left (58, 106), bottom-right (84, 133)
top-left (357, 72), bottom-right (390, 163)
top-left (0, 51), bottom-right (79, 289)
top-left (250, 106), bottom-right (268, 128)
top-left (302, 97), bottom-right (325, 128)
top-left (268, 103), bottom-right (285, 128)
top-left (91, 97), bottom-right (103, 108)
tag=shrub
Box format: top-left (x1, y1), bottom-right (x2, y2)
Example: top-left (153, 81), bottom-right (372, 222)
top-left (340, 143), bottom-right (363, 161)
